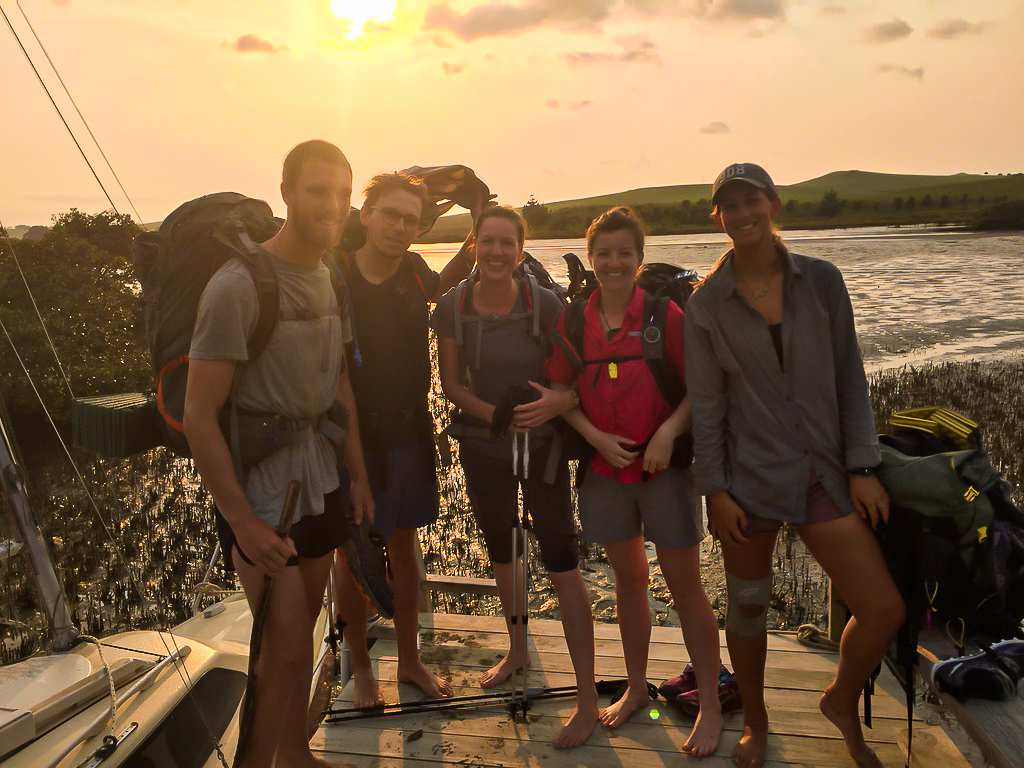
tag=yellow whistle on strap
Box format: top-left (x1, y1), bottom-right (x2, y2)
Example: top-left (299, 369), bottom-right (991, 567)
top-left (978, 526), bottom-right (988, 543)
top-left (608, 363), bottom-right (618, 380)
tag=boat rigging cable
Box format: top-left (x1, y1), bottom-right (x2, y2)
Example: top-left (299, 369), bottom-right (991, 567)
top-left (1, 5), bottom-right (232, 765)
top-left (2, 1), bottom-right (144, 226)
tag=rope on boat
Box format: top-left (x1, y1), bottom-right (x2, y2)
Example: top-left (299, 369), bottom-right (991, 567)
top-left (796, 623), bottom-right (840, 651)
top-left (192, 582), bottom-right (235, 598)
top-left (79, 635), bottom-right (118, 737)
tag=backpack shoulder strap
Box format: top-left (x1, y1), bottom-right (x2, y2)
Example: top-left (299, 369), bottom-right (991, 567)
top-left (330, 252), bottom-right (365, 367)
top-left (521, 271), bottom-right (542, 340)
top-left (403, 251), bottom-right (437, 299)
top-left (451, 274), bottom-right (475, 349)
top-left (562, 300), bottom-right (586, 375)
top-left (231, 222), bottom-right (279, 362)
top-left (641, 292), bottom-right (684, 406)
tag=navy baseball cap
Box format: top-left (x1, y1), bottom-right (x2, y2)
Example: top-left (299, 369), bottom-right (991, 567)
top-left (711, 163), bottom-right (777, 204)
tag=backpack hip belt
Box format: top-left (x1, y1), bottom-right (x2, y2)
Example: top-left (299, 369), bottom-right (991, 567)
top-left (226, 401), bottom-right (349, 476)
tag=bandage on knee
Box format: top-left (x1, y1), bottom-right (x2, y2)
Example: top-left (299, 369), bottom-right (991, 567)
top-left (725, 572), bottom-right (772, 637)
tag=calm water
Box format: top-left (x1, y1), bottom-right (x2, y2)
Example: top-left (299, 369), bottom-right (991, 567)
top-left (3, 228), bottom-right (1023, 656)
top-left (421, 227), bottom-right (1024, 372)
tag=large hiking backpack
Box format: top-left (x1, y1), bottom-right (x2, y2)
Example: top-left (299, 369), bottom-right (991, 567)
top-left (132, 192), bottom-right (351, 459)
top-left (560, 254), bottom-right (699, 467)
top-left (872, 407), bottom-right (1024, 761)
top-left (876, 408), bottom-right (1024, 652)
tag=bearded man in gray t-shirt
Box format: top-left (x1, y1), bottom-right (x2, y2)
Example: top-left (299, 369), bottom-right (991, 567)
top-left (184, 140), bottom-right (372, 768)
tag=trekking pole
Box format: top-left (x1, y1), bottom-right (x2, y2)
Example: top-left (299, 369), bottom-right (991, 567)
top-left (517, 494), bottom-right (533, 719)
top-left (326, 679), bottom-right (629, 722)
top-left (234, 481), bottom-right (301, 768)
top-left (507, 431), bottom-right (530, 721)
top-left (507, 461), bottom-right (522, 721)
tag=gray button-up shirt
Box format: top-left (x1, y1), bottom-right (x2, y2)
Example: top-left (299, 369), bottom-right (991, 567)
top-left (684, 249), bottom-right (880, 522)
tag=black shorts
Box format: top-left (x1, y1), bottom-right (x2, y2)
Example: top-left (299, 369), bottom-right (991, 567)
top-left (459, 438), bottom-right (579, 573)
top-left (215, 486), bottom-right (349, 572)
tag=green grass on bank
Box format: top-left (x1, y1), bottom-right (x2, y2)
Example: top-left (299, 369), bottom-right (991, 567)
top-left (419, 170), bottom-right (1024, 243)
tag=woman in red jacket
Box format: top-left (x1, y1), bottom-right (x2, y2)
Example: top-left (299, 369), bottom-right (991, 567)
top-left (540, 206), bottom-right (723, 758)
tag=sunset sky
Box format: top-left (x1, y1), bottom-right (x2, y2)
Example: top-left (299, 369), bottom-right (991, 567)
top-left (2, 0), bottom-right (1022, 226)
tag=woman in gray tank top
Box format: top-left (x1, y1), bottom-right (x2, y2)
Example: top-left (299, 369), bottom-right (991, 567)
top-left (431, 206), bottom-right (600, 749)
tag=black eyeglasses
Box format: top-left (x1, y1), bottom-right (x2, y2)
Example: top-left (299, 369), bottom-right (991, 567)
top-left (370, 206), bottom-right (421, 230)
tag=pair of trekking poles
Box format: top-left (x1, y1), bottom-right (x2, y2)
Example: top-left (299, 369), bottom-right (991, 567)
top-left (326, 430), bottom-right (632, 724)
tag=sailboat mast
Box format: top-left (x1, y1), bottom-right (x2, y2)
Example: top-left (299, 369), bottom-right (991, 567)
top-left (0, 411), bottom-right (79, 652)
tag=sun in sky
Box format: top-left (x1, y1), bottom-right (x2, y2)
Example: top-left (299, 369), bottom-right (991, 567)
top-left (329, 0), bottom-right (397, 39)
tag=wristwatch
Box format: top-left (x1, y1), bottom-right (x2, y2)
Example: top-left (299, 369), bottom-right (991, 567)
top-left (847, 466), bottom-right (879, 477)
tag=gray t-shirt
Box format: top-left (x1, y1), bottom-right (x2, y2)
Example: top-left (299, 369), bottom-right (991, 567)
top-left (189, 250), bottom-right (352, 525)
top-left (431, 281), bottom-right (564, 457)
top-left (432, 282), bottom-right (564, 403)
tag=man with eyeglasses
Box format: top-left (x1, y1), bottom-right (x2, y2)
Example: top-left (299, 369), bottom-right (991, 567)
top-left (335, 171), bottom-right (482, 706)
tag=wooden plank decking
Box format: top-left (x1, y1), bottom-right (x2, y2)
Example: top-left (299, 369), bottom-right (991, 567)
top-left (312, 613), bottom-right (967, 767)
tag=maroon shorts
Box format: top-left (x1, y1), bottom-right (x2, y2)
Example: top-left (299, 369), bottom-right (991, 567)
top-left (736, 472), bottom-right (847, 537)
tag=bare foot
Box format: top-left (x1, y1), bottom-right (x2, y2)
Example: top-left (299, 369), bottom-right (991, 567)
top-left (351, 668), bottom-right (384, 709)
top-left (731, 723), bottom-right (768, 768)
top-left (819, 688), bottom-right (883, 768)
top-left (599, 684), bottom-right (652, 729)
top-left (479, 651), bottom-right (529, 689)
top-left (682, 705), bottom-right (723, 757)
top-left (554, 696), bottom-right (599, 749)
top-left (397, 657), bottom-right (454, 698)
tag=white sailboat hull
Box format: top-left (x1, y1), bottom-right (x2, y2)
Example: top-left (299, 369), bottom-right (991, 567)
top-left (0, 592), bottom-right (333, 767)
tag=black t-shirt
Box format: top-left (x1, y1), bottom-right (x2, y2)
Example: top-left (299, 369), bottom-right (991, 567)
top-left (340, 252), bottom-right (440, 432)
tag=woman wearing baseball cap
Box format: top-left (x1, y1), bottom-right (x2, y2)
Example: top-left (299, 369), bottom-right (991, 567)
top-left (684, 163), bottom-right (904, 768)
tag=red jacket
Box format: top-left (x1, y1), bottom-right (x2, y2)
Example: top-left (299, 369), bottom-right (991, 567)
top-left (546, 285), bottom-right (685, 484)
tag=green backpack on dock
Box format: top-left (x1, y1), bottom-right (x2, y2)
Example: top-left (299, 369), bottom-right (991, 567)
top-left (875, 408), bottom-right (1024, 652)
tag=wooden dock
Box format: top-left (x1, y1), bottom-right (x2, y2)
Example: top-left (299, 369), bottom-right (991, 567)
top-left (311, 613), bottom-right (971, 767)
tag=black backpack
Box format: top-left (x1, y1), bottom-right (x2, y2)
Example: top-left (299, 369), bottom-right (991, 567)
top-left (132, 192), bottom-right (345, 457)
top-left (876, 409), bottom-right (1024, 654)
top-left (872, 407), bottom-right (1024, 760)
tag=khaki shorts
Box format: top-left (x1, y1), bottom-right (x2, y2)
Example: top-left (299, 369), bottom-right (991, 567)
top-left (578, 466), bottom-right (705, 548)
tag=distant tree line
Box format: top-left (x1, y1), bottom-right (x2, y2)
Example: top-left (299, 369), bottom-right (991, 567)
top-left (520, 189), bottom-right (1023, 237)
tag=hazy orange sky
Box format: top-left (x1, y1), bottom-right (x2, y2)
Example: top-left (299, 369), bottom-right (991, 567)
top-left (2, 0), bottom-right (1022, 226)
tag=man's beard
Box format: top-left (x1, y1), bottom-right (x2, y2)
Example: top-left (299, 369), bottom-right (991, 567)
top-left (294, 208), bottom-right (342, 251)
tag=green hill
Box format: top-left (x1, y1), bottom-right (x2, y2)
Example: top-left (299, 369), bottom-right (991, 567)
top-left (420, 170), bottom-right (1024, 242)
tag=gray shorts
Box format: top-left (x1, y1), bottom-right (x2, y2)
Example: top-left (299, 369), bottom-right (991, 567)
top-left (578, 466), bottom-right (705, 548)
